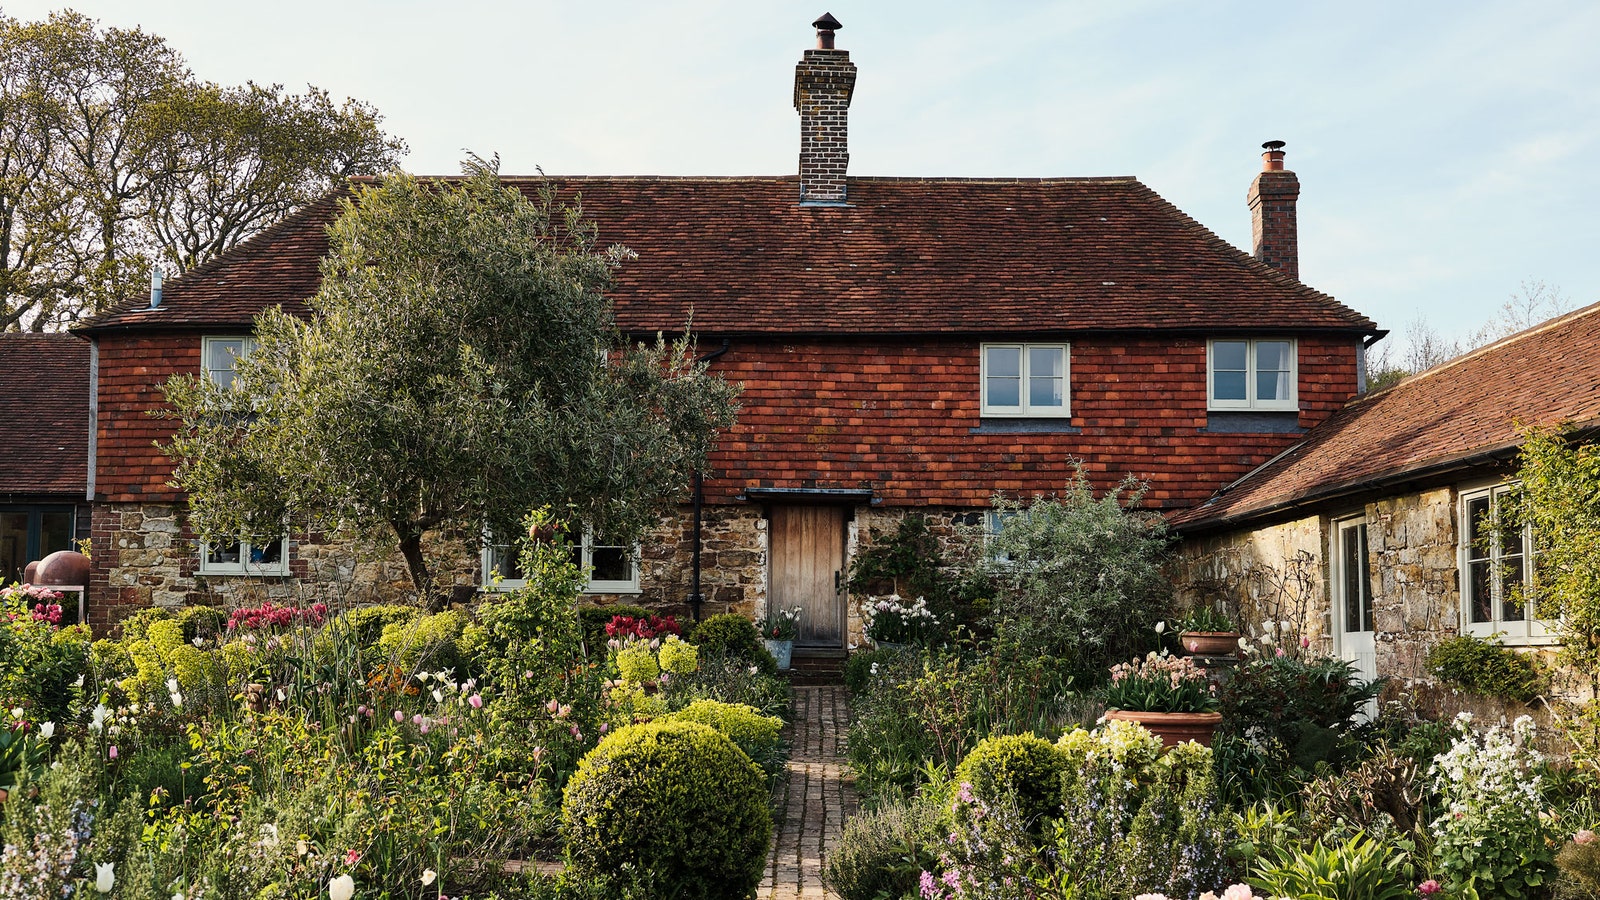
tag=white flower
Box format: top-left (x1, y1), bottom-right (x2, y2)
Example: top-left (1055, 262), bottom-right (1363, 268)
top-left (8, 707), bottom-right (20, 720)
top-left (170, 692), bottom-right (183, 709)
top-left (95, 862), bottom-right (115, 893)
top-left (74, 674), bottom-right (85, 688)
top-left (1154, 620), bottom-right (1166, 634)
top-left (276, 687), bottom-right (288, 702)
top-left (90, 704), bottom-right (111, 731)
top-left (431, 688), bottom-right (443, 703)
top-left (328, 874), bottom-right (355, 900)
top-left (260, 823), bottom-right (280, 847)
top-left (166, 677), bottom-right (181, 694)
top-left (421, 868), bottom-right (437, 886)
top-left (39, 721), bottom-right (55, 739)
top-left (173, 892), bottom-right (184, 900)
top-left (192, 636), bottom-right (205, 647)
top-left (297, 839), bottom-right (311, 856)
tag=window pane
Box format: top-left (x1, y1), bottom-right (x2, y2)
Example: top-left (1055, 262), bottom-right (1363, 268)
top-left (1255, 340), bottom-right (1291, 372)
top-left (250, 538), bottom-right (284, 566)
top-left (208, 541), bottom-right (242, 566)
top-left (1501, 555), bottom-right (1527, 622)
top-left (0, 512), bottom-right (27, 583)
top-left (987, 375), bottom-right (1021, 408)
top-left (591, 546), bottom-right (631, 583)
top-left (1465, 497), bottom-right (1491, 561)
top-left (206, 339), bottom-right (248, 388)
top-left (1028, 347), bottom-right (1061, 379)
top-left (1213, 371), bottom-right (1247, 401)
top-left (40, 511), bottom-right (73, 556)
top-left (1359, 525), bottom-right (1374, 631)
top-left (1257, 369), bottom-right (1292, 402)
top-left (1212, 341), bottom-right (1248, 371)
top-left (1468, 559), bottom-right (1493, 623)
top-left (986, 346), bottom-right (1021, 378)
top-left (489, 544), bottom-right (525, 581)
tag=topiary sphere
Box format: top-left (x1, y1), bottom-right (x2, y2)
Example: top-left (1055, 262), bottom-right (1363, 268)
top-left (954, 733), bottom-right (1067, 833)
top-left (689, 613), bottom-right (777, 674)
top-left (563, 719), bottom-right (772, 898)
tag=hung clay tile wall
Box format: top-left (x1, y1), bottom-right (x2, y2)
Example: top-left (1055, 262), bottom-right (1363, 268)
top-left (701, 334), bottom-right (1360, 509)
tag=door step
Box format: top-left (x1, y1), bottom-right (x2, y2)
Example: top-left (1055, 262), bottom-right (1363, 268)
top-left (786, 647), bottom-right (847, 685)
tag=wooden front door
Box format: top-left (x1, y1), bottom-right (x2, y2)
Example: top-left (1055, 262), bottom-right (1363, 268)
top-left (769, 505), bottom-right (847, 647)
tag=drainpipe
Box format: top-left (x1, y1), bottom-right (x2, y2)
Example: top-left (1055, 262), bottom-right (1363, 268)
top-left (688, 339), bottom-right (732, 623)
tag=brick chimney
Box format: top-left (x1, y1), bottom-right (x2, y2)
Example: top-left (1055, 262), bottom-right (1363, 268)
top-left (793, 13), bottom-right (856, 205)
top-left (1247, 140), bottom-right (1300, 279)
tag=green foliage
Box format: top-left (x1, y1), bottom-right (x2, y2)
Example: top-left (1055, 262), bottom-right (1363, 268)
top-left (843, 647), bottom-right (897, 694)
top-left (1249, 832), bottom-right (1414, 900)
top-left (615, 641), bottom-right (661, 684)
top-left (562, 720), bottom-right (772, 899)
top-left (0, 9), bottom-right (403, 331)
top-left (1428, 634), bottom-right (1547, 703)
top-left (954, 734), bottom-right (1067, 833)
top-left (823, 790), bottom-right (948, 900)
top-left (164, 158), bottom-right (738, 602)
top-left (1509, 426), bottom-right (1600, 672)
top-left (1103, 651), bottom-right (1218, 713)
top-left (1217, 654), bottom-right (1382, 799)
top-left (0, 586), bottom-right (90, 724)
top-left (1175, 604), bottom-right (1237, 634)
top-left (969, 472), bottom-right (1172, 682)
top-left (1299, 745), bottom-right (1427, 836)
top-left (659, 649), bottom-right (791, 718)
top-left (328, 603), bottom-right (423, 651)
top-left (689, 613), bottom-right (777, 674)
top-left (376, 608), bottom-right (473, 674)
top-left (665, 699), bottom-right (784, 772)
top-left (173, 604), bottom-right (229, 643)
top-left (657, 634), bottom-right (699, 676)
top-left (849, 513), bottom-right (981, 630)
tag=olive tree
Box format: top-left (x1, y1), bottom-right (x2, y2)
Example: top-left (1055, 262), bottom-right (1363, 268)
top-left (164, 158), bottom-right (739, 607)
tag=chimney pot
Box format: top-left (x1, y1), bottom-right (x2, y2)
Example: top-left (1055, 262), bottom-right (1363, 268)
top-left (1247, 141), bottom-right (1300, 279)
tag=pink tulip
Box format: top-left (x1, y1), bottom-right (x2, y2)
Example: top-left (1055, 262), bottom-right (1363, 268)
top-left (394, 709), bottom-right (404, 723)
top-left (108, 745), bottom-right (118, 760)
top-left (467, 694), bottom-right (483, 709)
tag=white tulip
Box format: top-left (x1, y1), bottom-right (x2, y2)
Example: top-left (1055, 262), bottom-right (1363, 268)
top-left (421, 869), bottom-right (437, 886)
top-left (328, 874), bottom-right (355, 900)
top-left (39, 721), bottom-right (55, 739)
top-left (94, 862), bottom-right (115, 893)
top-left (1154, 620), bottom-right (1166, 634)
top-left (166, 677), bottom-right (180, 694)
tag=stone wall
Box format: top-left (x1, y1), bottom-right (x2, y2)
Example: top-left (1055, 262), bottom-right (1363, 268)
top-left (1171, 514), bottom-right (1332, 653)
top-left (1367, 488), bottom-right (1460, 680)
top-left (588, 505), bottom-right (768, 622)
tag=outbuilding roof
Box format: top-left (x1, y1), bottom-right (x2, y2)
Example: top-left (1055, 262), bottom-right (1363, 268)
top-left (1169, 301), bottom-right (1600, 532)
top-left (78, 175), bottom-right (1376, 337)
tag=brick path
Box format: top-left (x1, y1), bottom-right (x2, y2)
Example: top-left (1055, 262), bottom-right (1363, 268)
top-left (759, 684), bottom-right (859, 899)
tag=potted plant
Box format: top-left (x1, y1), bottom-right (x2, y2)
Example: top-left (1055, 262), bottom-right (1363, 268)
top-left (1102, 651), bottom-right (1222, 748)
top-left (1174, 605), bottom-right (1240, 656)
top-left (760, 605), bottom-right (802, 671)
top-left (862, 594), bottom-right (938, 650)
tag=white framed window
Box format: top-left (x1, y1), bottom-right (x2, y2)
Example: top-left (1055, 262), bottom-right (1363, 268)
top-left (983, 510), bottom-right (1020, 565)
top-left (482, 528), bottom-right (640, 594)
top-left (1207, 338), bottom-right (1297, 411)
top-left (202, 336), bottom-right (257, 389)
top-left (199, 536), bottom-right (289, 577)
top-left (1459, 483), bottom-right (1552, 643)
top-left (981, 343), bottom-right (1069, 417)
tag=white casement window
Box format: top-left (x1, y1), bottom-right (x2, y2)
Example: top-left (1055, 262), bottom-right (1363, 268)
top-left (1207, 339), bottom-right (1297, 411)
top-left (482, 528), bottom-right (641, 594)
top-left (1459, 483), bottom-right (1551, 643)
top-left (202, 336), bottom-right (257, 389)
top-left (199, 536), bottom-right (289, 577)
top-left (981, 343), bottom-right (1069, 417)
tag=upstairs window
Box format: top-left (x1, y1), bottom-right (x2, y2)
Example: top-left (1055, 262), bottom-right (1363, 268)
top-left (483, 528), bottom-right (640, 594)
top-left (203, 336), bottom-right (257, 389)
top-left (981, 343), bottom-right (1069, 417)
top-left (1208, 339), bottom-right (1297, 411)
top-left (1460, 483), bottom-right (1550, 643)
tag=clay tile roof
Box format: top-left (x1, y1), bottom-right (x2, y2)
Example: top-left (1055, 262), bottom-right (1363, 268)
top-left (0, 332), bottom-right (90, 496)
top-left (1170, 300), bottom-right (1600, 531)
top-left (78, 175), bottom-right (1376, 336)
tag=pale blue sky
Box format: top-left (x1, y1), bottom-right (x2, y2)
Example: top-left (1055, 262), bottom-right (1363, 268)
top-left (12, 0), bottom-right (1598, 347)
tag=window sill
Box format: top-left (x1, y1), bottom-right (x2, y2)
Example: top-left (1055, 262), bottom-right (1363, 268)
top-left (1202, 412), bottom-right (1304, 434)
top-left (969, 419), bottom-right (1081, 435)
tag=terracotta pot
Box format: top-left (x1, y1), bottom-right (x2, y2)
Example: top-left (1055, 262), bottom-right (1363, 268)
top-left (1178, 631), bottom-right (1241, 656)
top-left (1103, 709), bottom-right (1223, 749)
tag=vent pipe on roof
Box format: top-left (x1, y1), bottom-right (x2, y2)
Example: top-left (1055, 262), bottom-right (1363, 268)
top-left (794, 13), bottom-right (856, 206)
top-left (1247, 140), bottom-right (1300, 280)
top-left (149, 267), bottom-right (163, 310)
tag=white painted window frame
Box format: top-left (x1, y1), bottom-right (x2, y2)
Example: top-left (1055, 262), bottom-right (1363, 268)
top-left (980, 342), bottom-right (1070, 418)
top-left (481, 527), bottom-right (641, 595)
top-left (198, 535), bottom-right (290, 577)
top-left (201, 335), bottom-right (258, 390)
top-left (1206, 338), bottom-right (1298, 411)
top-left (1457, 481), bottom-right (1554, 645)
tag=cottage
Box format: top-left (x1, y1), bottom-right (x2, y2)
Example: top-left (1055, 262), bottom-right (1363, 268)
top-left (0, 333), bottom-right (91, 584)
top-left (70, 16), bottom-right (1378, 647)
top-left (1169, 301), bottom-right (1600, 690)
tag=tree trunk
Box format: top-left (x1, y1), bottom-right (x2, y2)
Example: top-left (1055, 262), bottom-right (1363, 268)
top-left (395, 526), bottom-right (443, 612)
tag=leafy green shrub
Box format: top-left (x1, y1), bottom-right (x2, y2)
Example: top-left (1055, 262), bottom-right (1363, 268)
top-left (116, 606), bottom-right (174, 641)
top-left (689, 613), bottom-right (776, 674)
top-left (657, 634), bottom-right (698, 676)
top-left (1250, 832), bottom-right (1414, 900)
top-left (953, 734), bottom-right (1066, 833)
top-left (665, 699), bottom-right (783, 771)
top-left (174, 604), bottom-right (228, 643)
top-left (615, 641), bottom-right (660, 684)
top-left (967, 472), bottom-right (1172, 682)
top-left (843, 647), bottom-right (899, 695)
top-left (578, 604), bottom-right (649, 653)
top-left (328, 603), bottom-right (422, 650)
top-left (377, 608), bottom-right (472, 673)
top-left (1429, 715), bottom-right (1556, 899)
top-left (659, 649), bottom-right (791, 718)
top-left (562, 720), bottom-right (771, 898)
top-left (823, 790), bottom-right (947, 900)
top-left (1299, 745), bottom-right (1427, 835)
top-left (1427, 634), bottom-right (1546, 703)
top-left (1218, 654), bottom-right (1381, 790)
